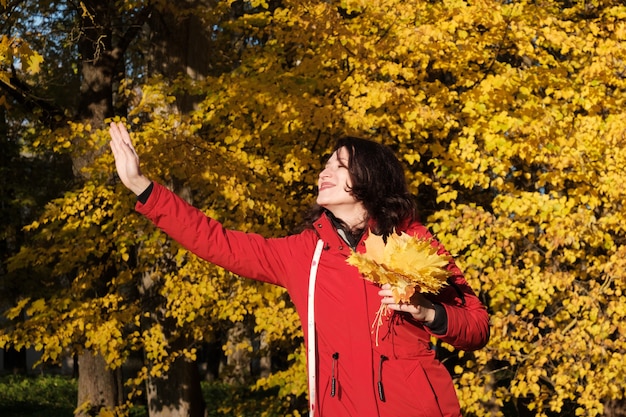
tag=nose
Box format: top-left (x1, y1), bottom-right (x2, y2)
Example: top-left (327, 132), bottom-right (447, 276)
top-left (319, 167), bottom-right (331, 180)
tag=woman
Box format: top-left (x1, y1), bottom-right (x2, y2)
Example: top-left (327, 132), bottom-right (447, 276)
top-left (109, 122), bottom-right (489, 417)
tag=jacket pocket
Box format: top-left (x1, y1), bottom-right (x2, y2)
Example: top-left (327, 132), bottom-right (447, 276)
top-left (408, 358), bottom-right (462, 417)
top-left (377, 357), bottom-right (448, 417)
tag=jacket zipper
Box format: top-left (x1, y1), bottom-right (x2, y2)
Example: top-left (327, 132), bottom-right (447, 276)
top-left (378, 355), bottom-right (388, 402)
top-left (331, 352), bottom-right (339, 397)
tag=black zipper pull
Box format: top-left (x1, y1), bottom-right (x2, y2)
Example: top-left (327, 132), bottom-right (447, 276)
top-left (331, 352), bottom-right (339, 397)
top-left (378, 355), bottom-right (388, 402)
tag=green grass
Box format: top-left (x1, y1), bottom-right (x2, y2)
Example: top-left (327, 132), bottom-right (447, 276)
top-left (0, 374), bottom-right (77, 417)
top-left (0, 375), bottom-right (298, 417)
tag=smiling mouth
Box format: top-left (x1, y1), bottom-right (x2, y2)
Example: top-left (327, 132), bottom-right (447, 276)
top-left (319, 183), bottom-right (334, 191)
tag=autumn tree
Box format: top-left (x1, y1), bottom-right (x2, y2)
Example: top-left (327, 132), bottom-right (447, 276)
top-left (0, 0), bottom-right (211, 416)
top-left (3, 0), bottom-right (626, 417)
top-left (2, 0), bottom-right (306, 416)
top-left (0, 7), bottom-right (74, 361)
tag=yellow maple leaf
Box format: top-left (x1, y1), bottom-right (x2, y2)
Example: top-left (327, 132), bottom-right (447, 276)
top-left (347, 230), bottom-right (451, 303)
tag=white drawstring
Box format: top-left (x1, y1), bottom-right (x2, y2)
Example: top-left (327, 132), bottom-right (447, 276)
top-left (307, 239), bottom-right (324, 416)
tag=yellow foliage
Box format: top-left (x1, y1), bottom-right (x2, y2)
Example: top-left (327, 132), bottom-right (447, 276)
top-left (347, 231), bottom-right (451, 302)
top-left (4, 0), bottom-right (626, 415)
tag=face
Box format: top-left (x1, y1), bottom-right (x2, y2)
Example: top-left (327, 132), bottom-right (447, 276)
top-left (317, 147), bottom-right (362, 215)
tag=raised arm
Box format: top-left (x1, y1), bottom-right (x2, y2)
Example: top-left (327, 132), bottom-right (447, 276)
top-left (108, 121), bottom-right (316, 289)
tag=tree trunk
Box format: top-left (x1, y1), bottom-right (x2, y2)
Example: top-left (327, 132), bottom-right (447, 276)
top-left (605, 399), bottom-right (626, 417)
top-left (74, 0), bottom-right (115, 176)
top-left (76, 351), bottom-right (122, 416)
top-left (221, 321), bottom-right (250, 385)
top-left (147, 1), bottom-right (213, 112)
top-left (139, 6), bottom-right (217, 416)
top-left (146, 355), bottom-right (206, 417)
top-left (74, 2), bottom-right (120, 415)
top-left (221, 317), bottom-right (271, 385)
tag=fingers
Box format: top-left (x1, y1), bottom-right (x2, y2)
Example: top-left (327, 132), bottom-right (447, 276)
top-left (110, 122), bottom-right (133, 151)
top-left (378, 286), bottom-right (424, 312)
top-left (109, 123), bottom-right (125, 155)
top-left (109, 121), bottom-right (130, 144)
top-left (109, 122), bottom-right (140, 162)
top-left (384, 301), bottom-right (417, 316)
top-left (378, 283), bottom-right (393, 297)
top-left (379, 292), bottom-right (405, 310)
top-left (378, 287), bottom-right (399, 306)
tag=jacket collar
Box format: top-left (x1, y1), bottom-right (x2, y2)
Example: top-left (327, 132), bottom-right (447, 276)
top-left (311, 211), bottom-right (371, 254)
top-left (324, 210), bottom-right (366, 250)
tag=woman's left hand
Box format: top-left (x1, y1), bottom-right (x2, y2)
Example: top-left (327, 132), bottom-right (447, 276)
top-left (378, 284), bottom-right (436, 323)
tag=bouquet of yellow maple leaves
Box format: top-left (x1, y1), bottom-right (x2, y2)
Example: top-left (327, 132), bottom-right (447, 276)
top-left (347, 230), bottom-right (451, 344)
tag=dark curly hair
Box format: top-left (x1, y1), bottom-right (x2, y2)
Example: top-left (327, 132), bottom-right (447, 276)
top-left (303, 136), bottom-right (417, 237)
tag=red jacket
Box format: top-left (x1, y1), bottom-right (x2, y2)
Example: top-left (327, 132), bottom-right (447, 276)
top-left (137, 182), bottom-right (490, 417)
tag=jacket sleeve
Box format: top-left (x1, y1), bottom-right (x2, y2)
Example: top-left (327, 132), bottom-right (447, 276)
top-left (135, 182), bottom-right (311, 287)
top-left (430, 267), bottom-right (490, 351)
top-left (408, 222), bottom-right (490, 351)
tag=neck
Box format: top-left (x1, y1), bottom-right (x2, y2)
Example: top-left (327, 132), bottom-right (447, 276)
top-left (325, 207), bottom-right (368, 232)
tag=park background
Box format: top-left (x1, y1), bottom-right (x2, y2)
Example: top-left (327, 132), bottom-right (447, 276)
top-left (1, 0), bottom-right (625, 416)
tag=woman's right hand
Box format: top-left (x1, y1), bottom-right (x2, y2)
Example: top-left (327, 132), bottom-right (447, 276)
top-left (109, 122), bottom-right (152, 196)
